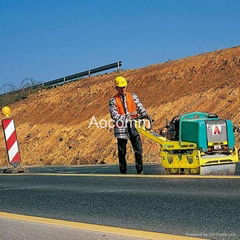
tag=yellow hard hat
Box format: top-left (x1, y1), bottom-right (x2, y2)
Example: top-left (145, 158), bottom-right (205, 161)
top-left (2, 106), bottom-right (11, 118)
top-left (115, 76), bottom-right (127, 87)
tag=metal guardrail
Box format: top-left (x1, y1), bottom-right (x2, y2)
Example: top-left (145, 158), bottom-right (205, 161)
top-left (42, 61), bottom-right (122, 87)
top-left (0, 61), bottom-right (122, 96)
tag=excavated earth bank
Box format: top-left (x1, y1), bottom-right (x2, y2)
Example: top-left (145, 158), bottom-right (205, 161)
top-left (0, 47), bottom-right (240, 166)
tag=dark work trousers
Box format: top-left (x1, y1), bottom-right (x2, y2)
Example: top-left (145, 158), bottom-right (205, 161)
top-left (117, 125), bottom-right (143, 174)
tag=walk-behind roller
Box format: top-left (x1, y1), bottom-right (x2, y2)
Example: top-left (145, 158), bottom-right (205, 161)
top-left (136, 112), bottom-right (239, 175)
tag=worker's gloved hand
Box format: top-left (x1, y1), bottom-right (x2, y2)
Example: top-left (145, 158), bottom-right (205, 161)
top-left (129, 111), bottom-right (139, 119)
top-left (140, 114), bottom-right (154, 123)
top-left (139, 115), bottom-right (153, 130)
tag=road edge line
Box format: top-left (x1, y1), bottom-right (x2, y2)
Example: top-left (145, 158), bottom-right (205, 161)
top-left (0, 173), bottom-right (240, 179)
top-left (0, 212), bottom-right (208, 240)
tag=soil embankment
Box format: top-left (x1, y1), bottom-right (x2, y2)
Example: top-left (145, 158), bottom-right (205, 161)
top-left (0, 46), bottom-right (240, 166)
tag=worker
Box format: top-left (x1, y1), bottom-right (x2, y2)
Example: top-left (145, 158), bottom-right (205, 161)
top-left (109, 76), bottom-right (149, 174)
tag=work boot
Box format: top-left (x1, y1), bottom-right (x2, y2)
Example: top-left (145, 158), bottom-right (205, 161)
top-left (119, 164), bottom-right (127, 174)
top-left (135, 152), bottom-right (143, 174)
top-left (136, 163), bottom-right (143, 174)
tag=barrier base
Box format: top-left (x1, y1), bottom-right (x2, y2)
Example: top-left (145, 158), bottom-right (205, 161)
top-left (2, 167), bottom-right (25, 174)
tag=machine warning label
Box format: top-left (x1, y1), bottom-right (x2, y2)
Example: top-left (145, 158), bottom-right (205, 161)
top-left (212, 125), bottom-right (222, 135)
top-left (206, 120), bottom-right (227, 143)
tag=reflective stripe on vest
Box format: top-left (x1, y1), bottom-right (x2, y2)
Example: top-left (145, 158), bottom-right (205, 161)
top-left (115, 92), bottom-right (137, 115)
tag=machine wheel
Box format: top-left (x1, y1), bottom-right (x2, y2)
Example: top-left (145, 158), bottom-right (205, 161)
top-left (190, 168), bottom-right (200, 175)
top-left (184, 168), bottom-right (199, 175)
top-left (165, 168), bottom-right (171, 175)
top-left (165, 168), bottom-right (180, 175)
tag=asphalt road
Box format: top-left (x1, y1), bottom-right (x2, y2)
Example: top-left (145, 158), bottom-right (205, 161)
top-left (0, 165), bottom-right (240, 240)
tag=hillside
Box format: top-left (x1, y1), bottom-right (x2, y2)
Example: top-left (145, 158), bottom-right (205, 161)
top-left (1, 46), bottom-right (240, 167)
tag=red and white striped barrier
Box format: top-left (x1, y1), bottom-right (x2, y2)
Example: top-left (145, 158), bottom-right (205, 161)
top-left (2, 118), bottom-right (21, 167)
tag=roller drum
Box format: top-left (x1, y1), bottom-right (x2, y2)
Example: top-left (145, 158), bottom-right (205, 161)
top-left (200, 164), bottom-right (236, 175)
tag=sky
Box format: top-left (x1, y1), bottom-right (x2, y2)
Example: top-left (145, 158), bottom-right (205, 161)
top-left (0, 0), bottom-right (240, 92)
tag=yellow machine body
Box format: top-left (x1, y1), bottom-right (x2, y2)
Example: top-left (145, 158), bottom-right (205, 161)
top-left (135, 114), bottom-right (239, 175)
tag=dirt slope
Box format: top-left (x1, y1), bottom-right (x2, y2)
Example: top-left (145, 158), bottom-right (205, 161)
top-left (1, 46), bottom-right (240, 167)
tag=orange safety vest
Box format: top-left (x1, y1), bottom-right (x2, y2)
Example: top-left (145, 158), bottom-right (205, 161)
top-left (114, 92), bottom-right (137, 116)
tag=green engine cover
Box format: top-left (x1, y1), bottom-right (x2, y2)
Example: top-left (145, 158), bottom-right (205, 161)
top-left (179, 112), bottom-right (235, 151)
